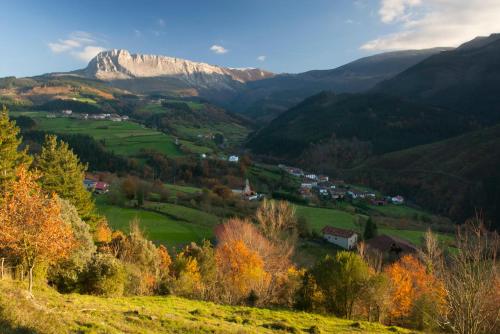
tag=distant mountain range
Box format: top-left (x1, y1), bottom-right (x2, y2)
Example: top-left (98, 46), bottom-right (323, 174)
top-left (373, 33), bottom-right (500, 124)
top-left (227, 48), bottom-right (450, 122)
top-left (248, 33), bottom-right (500, 159)
top-left (40, 47), bottom-right (448, 120)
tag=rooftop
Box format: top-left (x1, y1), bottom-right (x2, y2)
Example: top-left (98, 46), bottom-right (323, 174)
top-left (321, 226), bottom-right (357, 238)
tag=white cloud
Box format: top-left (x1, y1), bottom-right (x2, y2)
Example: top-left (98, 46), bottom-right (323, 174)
top-left (71, 46), bottom-right (106, 62)
top-left (362, 0), bottom-right (500, 51)
top-left (257, 55), bottom-right (266, 62)
top-left (157, 18), bottom-right (166, 27)
top-left (378, 0), bottom-right (422, 23)
top-left (48, 31), bottom-right (106, 62)
top-left (210, 44), bottom-right (228, 54)
top-left (133, 29), bottom-right (142, 37)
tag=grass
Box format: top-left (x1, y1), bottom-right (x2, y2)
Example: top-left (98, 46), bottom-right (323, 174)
top-left (95, 200), bottom-right (216, 246)
top-left (295, 205), bottom-right (359, 231)
top-left (295, 204), bottom-right (452, 246)
top-left (372, 204), bottom-right (430, 219)
top-left (164, 183), bottom-right (202, 195)
top-left (13, 112), bottom-right (183, 157)
top-left (0, 279), bottom-right (417, 334)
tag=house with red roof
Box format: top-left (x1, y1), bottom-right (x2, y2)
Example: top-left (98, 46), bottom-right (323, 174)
top-left (321, 226), bottom-right (358, 250)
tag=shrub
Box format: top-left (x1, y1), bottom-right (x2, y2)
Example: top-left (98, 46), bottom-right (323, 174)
top-left (81, 253), bottom-right (126, 296)
top-left (48, 198), bottom-right (96, 293)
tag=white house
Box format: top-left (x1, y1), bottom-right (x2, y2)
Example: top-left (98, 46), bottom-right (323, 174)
top-left (321, 226), bottom-right (358, 250)
top-left (61, 109), bottom-right (72, 115)
top-left (305, 174), bottom-right (318, 181)
top-left (391, 195), bottom-right (405, 205)
top-left (228, 155), bottom-right (239, 163)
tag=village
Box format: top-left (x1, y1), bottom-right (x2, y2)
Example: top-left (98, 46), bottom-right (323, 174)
top-left (46, 109), bottom-right (130, 122)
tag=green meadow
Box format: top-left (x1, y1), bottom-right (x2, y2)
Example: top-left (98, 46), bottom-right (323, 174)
top-left (95, 200), bottom-right (218, 246)
top-left (12, 111), bottom-right (183, 157)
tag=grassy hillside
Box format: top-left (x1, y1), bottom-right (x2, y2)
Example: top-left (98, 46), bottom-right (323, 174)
top-left (295, 204), bottom-right (453, 246)
top-left (95, 199), bottom-right (218, 246)
top-left (12, 111), bottom-right (184, 157)
top-left (0, 280), bottom-right (415, 334)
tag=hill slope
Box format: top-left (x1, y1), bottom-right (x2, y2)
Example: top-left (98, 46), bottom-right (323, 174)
top-left (353, 125), bottom-right (500, 229)
top-left (229, 48), bottom-right (449, 122)
top-left (374, 34), bottom-right (500, 124)
top-left (247, 92), bottom-right (466, 159)
top-left (0, 280), bottom-right (413, 334)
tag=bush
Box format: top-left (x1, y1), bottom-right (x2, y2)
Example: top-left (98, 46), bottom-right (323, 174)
top-left (81, 253), bottom-right (126, 296)
top-left (48, 199), bottom-right (96, 293)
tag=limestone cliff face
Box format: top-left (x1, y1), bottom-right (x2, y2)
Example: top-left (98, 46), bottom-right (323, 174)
top-left (84, 49), bottom-right (273, 90)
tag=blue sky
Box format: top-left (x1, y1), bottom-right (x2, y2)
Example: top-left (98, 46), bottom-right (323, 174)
top-left (1, 0), bottom-right (499, 77)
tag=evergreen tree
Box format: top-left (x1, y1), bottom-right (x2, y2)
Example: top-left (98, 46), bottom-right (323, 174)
top-left (0, 106), bottom-right (31, 194)
top-left (35, 135), bottom-right (95, 220)
top-left (363, 217), bottom-right (378, 240)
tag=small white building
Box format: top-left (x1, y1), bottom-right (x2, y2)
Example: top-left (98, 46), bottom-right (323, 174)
top-left (61, 109), bottom-right (72, 115)
top-left (391, 195), bottom-right (405, 205)
top-left (305, 174), bottom-right (318, 181)
top-left (228, 155), bottom-right (239, 163)
top-left (321, 226), bottom-right (358, 250)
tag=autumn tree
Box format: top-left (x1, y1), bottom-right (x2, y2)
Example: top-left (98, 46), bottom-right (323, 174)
top-left (0, 167), bottom-right (75, 294)
top-left (384, 254), bottom-right (445, 328)
top-left (0, 106), bottom-right (31, 194)
top-left (34, 135), bottom-right (95, 220)
top-left (216, 239), bottom-right (270, 305)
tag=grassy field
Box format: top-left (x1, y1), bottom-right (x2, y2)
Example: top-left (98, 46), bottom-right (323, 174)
top-left (95, 200), bottom-right (217, 246)
top-left (12, 111), bottom-right (183, 157)
top-left (295, 204), bottom-right (453, 246)
top-left (0, 280), bottom-right (416, 334)
top-left (164, 183), bottom-right (202, 195)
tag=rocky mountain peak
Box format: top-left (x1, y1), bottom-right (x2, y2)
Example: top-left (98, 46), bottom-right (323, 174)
top-left (83, 49), bottom-right (274, 87)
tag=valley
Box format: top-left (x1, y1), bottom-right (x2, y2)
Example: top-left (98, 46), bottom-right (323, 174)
top-left (1, 25), bottom-right (499, 334)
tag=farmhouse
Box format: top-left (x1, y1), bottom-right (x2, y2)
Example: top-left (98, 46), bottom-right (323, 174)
top-left (94, 182), bottom-right (109, 194)
top-left (321, 226), bottom-right (358, 250)
top-left (366, 234), bottom-right (417, 257)
top-left (391, 195), bottom-right (405, 205)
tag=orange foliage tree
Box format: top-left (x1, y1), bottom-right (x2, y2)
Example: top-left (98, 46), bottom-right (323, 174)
top-left (0, 167), bottom-right (75, 293)
top-left (384, 254), bottom-right (445, 324)
top-left (216, 239), bottom-right (270, 305)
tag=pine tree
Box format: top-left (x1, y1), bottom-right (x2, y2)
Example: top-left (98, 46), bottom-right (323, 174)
top-left (35, 135), bottom-right (95, 220)
top-left (363, 217), bottom-right (378, 240)
top-left (0, 106), bottom-right (31, 194)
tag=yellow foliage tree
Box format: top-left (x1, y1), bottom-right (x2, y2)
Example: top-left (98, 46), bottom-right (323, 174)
top-left (385, 254), bottom-right (445, 324)
top-left (216, 239), bottom-right (270, 304)
top-left (0, 167), bottom-right (75, 293)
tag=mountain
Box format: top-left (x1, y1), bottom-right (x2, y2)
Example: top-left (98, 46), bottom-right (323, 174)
top-left (228, 48), bottom-right (450, 122)
top-left (354, 124), bottom-right (500, 229)
top-left (77, 49), bottom-right (274, 97)
top-left (246, 92), bottom-right (466, 159)
top-left (374, 34), bottom-right (500, 124)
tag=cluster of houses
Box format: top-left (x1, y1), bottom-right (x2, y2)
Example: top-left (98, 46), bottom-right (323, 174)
top-left (47, 110), bottom-right (130, 122)
top-left (278, 164), bottom-right (405, 206)
top-left (83, 179), bottom-right (109, 194)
